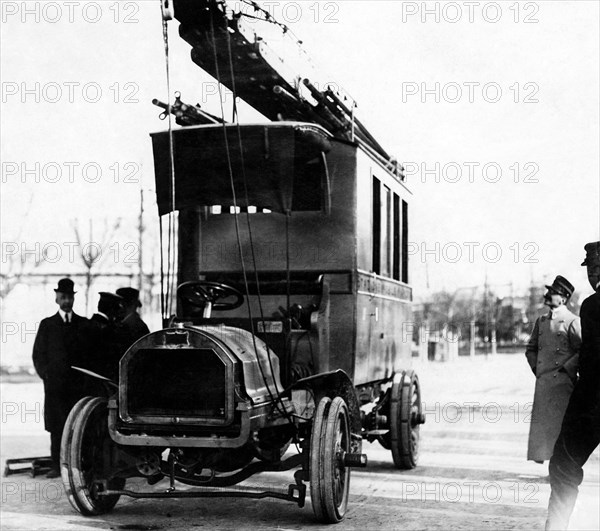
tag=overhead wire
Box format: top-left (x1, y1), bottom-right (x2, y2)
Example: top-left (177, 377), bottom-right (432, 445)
top-left (158, 0), bottom-right (301, 430)
top-left (220, 7), bottom-right (296, 424)
top-left (159, 216), bottom-right (165, 318)
top-left (208, 8), bottom-right (284, 412)
top-left (160, 0), bottom-right (178, 321)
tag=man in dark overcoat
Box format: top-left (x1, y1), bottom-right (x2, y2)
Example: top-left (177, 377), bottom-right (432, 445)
top-left (546, 242), bottom-right (600, 530)
top-left (32, 278), bottom-right (91, 477)
top-left (525, 275), bottom-right (581, 463)
top-left (116, 287), bottom-right (150, 344)
top-left (89, 291), bottom-right (127, 382)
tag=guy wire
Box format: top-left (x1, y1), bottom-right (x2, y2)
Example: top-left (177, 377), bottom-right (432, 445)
top-left (209, 9), bottom-right (280, 407)
top-left (160, 1), bottom-right (177, 319)
top-left (221, 8), bottom-right (295, 424)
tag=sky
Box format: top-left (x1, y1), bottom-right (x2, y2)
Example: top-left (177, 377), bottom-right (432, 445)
top-left (1, 0), bottom-right (599, 310)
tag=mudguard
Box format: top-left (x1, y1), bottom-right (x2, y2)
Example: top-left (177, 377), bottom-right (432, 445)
top-left (290, 369), bottom-right (361, 435)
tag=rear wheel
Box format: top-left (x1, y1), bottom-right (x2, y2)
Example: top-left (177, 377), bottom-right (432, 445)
top-left (310, 396), bottom-right (351, 523)
top-left (61, 396), bottom-right (125, 515)
top-left (390, 371), bottom-right (423, 469)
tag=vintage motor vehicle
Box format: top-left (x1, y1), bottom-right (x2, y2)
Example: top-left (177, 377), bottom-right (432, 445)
top-left (61, 0), bottom-right (425, 523)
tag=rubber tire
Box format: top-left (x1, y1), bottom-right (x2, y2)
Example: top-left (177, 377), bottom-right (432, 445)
top-left (310, 396), bottom-right (351, 523)
top-left (309, 396), bottom-right (331, 522)
top-left (61, 396), bottom-right (94, 511)
top-left (390, 371), bottom-right (422, 469)
top-left (61, 396), bottom-right (124, 515)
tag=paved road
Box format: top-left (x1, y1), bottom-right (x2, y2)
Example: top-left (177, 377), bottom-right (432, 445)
top-left (1, 356), bottom-right (598, 530)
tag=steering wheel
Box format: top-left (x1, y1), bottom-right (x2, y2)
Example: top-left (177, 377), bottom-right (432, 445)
top-left (178, 281), bottom-right (244, 318)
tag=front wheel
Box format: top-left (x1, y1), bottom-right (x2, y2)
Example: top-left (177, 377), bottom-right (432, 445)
top-left (310, 396), bottom-right (351, 523)
top-left (61, 396), bottom-right (125, 515)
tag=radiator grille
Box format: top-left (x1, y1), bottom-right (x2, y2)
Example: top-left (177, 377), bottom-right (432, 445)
top-left (125, 348), bottom-right (226, 418)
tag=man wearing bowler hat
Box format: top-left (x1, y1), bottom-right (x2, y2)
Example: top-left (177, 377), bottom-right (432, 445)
top-left (525, 275), bottom-right (581, 465)
top-left (116, 287), bottom-right (150, 344)
top-left (32, 278), bottom-right (91, 478)
top-left (546, 243), bottom-right (600, 530)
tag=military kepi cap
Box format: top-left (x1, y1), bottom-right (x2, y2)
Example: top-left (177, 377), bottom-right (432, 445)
top-left (581, 241), bottom-right (600, 266)
top-left (545, 275), bottom-right (575, 299)
top-left (97, 292), bottom-right (124, 316)
top-left (116, 287), bottom-right (141, 307)
top-left (54, 278), bottom-right (76, 294)
top-left (98, 292), bottom-right (124, 303)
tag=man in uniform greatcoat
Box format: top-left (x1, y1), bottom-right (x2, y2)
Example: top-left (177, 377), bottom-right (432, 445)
top-left (525, 275), bottom-right (581, 463)
top-left (32, 278), bottom-right (91, 477)
top-left (546, 242), bottom-right (600, 530)
top-left (116, 287), bottom-right (150, 344)
top-left (89, 291), bottom-right (127, 382)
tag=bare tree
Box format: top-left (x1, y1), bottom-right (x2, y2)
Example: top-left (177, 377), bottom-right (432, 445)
top-left (71, 217), bottom-right (122, 313)
top-left (0, 195), bottom-right (47, 304)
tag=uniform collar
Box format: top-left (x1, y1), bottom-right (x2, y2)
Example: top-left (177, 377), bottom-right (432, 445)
top-left (547, 305), bottom-right (567, 320)
top-left (123, 311), bottom-right (136, 323)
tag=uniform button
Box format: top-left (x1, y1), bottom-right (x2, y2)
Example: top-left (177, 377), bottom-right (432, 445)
top-left (555, 361), bottom-right (559, 365)
top-left (553, 374), bottom-right (557, 378)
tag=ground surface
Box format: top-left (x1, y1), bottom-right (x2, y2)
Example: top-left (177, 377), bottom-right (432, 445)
top-left (1, 354), bottom-right (598, 530)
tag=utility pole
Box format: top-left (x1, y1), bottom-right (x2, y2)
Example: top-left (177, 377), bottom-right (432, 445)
top-left (138, 188), bottom-right (144, 298)
top-left (491, 316), bottom-right (497, 356)
top-left (510, 281), bottom-right (515, 343)
top-left (469, 317), bottom-right (476, 357)
top-left (483, 273), bottom-right (488, 356)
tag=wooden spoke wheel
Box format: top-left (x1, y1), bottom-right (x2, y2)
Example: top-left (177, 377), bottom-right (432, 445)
top-left (309, 396), bottom-right (351, 523)
top-left (61, 397), bottom-right (125, 515)
top-left (389, 370), bottom-right (423, 469)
